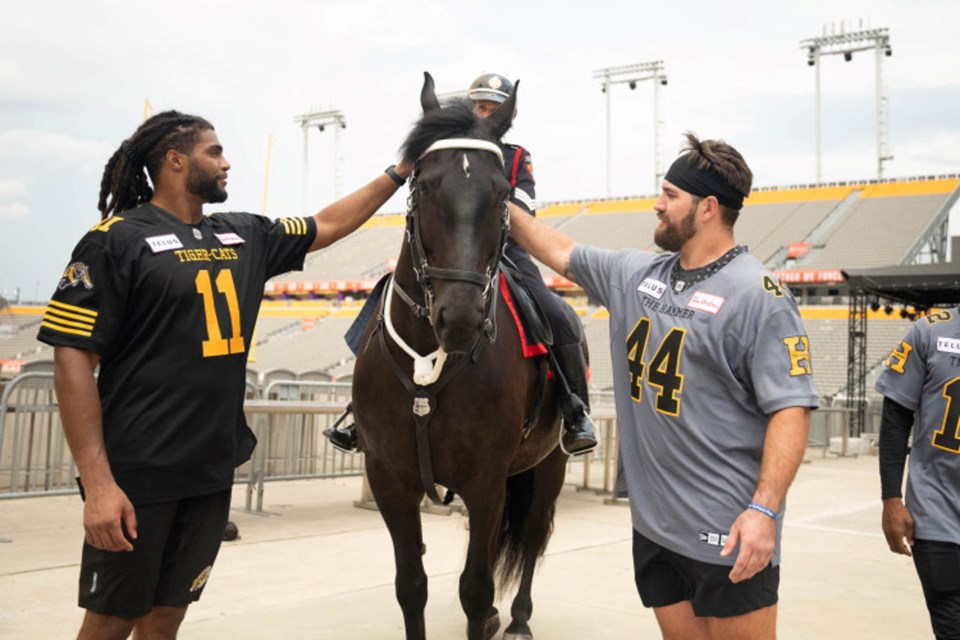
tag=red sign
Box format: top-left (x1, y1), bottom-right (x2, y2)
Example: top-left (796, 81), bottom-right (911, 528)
top-left (787, 242), bottom-right (811, 259)
top-left (772, 269), bottom-right (845, 284)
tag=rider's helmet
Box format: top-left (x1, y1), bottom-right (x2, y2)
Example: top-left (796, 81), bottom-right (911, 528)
top-left (467, 73), bottom-right (514, 104)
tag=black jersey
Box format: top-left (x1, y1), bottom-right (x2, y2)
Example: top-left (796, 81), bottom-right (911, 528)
top-left (38, 204), bottom-right (316, 504)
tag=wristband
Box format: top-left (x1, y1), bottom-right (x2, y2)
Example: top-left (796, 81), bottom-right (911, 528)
top-left (747, 502), bottom-right (778, 520)
top-left (385, 164), bottom-right (405, 187)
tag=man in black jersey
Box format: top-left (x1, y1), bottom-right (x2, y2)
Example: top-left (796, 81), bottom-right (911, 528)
top-left (38, 110), bottom-right (411, 640)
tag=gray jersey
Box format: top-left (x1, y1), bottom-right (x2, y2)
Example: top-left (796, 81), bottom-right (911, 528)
top-left (571, 245), bottom-right (819, 565)
top-left (875, 308), bottom-right (960, 544)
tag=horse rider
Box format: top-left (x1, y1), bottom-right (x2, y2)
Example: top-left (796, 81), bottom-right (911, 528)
top-left (325, 72), bottom-right (598, 456)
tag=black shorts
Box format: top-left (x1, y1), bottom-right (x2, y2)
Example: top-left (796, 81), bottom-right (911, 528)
top-left (78, 490), bottom-right (231, 619)
top-left (632, 527), bottom-right (779, 618)
top-left (913, 539), bottom-right (960, 640)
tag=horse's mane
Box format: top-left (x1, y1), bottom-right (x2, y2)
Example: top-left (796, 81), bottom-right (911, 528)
top-left (400, 99), bottom-right (509, 165)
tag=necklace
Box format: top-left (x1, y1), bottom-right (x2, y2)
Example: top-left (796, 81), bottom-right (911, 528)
top-left (670, 245), bottom-right (747, 293)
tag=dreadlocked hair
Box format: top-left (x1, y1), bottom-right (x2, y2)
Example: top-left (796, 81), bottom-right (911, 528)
top-left (680, 131), bottom-right (753, 226)
top-left (97, 110), bottom-right (214, 220)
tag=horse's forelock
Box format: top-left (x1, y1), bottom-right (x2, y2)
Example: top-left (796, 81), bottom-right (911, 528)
top-left (401, 100), bottom-right (495, 165)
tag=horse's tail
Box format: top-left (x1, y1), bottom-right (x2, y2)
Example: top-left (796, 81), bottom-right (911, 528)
top-left (494, 466), bottom-right (556, 593)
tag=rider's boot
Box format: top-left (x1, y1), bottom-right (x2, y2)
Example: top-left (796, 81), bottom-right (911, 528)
top-left (554, 344), bottom-right (599, 456)
top-left (323, 403), bottom-right (360, 453)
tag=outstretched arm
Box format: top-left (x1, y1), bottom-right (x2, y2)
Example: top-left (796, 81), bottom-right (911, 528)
top-left (507, 202), bottom-right (579, 282)
top-left (722, 406), bottom-right (810, 583)
top-left (308, 161), bottom-right (413, 253)
top-left (54, 346), bottom-right (137, 552)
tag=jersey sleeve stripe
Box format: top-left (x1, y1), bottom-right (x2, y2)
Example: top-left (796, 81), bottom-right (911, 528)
top-left (48, 299), bottom-right (98, 318)
top-left (44, 307), bottom-right (98, 323)
top-left (278, 217), bottom-right (309, 236)
top-left (42, 310), bottom-right (96, 331)
top-left (40, 320), bottom-right (93, 337)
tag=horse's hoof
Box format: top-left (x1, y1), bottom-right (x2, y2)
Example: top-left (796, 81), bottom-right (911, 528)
top-left (503, 618), bottom-right (532, 640)
top-left (484, 608), bottom-right (501, 640)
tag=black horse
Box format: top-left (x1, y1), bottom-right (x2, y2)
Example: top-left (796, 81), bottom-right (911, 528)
top-left (351, 73), bottom-right (575, 640)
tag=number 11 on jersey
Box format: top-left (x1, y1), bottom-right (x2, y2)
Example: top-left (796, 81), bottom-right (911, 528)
top-left (196, 269), bottom-right (245, 358)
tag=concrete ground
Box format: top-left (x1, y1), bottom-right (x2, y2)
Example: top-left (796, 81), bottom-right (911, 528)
top-left (0, 452), bottom-right (931, 639)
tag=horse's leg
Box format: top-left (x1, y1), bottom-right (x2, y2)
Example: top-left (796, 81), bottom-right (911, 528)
top-left (504, 446), bottom-right (568, 640)
top-left (458, 480), bottom-right (507, 640)
top-left (366, 458), bottom-right (428, 640)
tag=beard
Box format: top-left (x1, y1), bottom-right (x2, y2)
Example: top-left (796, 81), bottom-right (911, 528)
top-left (186, 163), bottom-right (228, 204)
top-left (654, 204), bottom-right (697, 252)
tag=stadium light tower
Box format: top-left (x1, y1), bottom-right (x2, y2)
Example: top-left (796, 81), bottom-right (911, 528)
top-left (800, 24), bottom-right (893, 182)
top-left (593, 61), bottom-right (668, 195)
top-left (294, 108), bottom-right (346, 213)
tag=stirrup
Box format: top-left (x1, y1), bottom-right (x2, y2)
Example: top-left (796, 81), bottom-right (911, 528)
top-left (560, 413), bottom-right (598, 457)
top-left (323, 404), bottom-right (359, 453)
top-left (324, 422), bottom-right (359, 453)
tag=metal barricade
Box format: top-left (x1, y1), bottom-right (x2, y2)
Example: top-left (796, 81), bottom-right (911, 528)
top-left (3, 371), bottom-right (855, 509)
top-left (0, 374), bottom-right (357, 507)
top-left (239, 380), bottom-right (361, 513)
top-left (808, 407), bottom-right (855, 456)
top-left (0, 372), bottom-right (75, 499)
top-left (565, 409), bottom-right (620, 496)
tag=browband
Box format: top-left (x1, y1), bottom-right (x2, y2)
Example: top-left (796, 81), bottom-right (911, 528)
top-left (418, 138), bottom-right (504, 166)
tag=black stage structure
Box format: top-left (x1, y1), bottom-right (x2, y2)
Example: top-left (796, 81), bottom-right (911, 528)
top-left (842, 238), bottom-right (960, 435)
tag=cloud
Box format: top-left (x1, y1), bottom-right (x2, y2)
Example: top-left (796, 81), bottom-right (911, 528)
top-left (0, 179), bottom-right (26, 197)
top-left (0, 130), bottom-right (109, 175)
top-left (0, 203), bottom-right (28, 218)
top-left (889, 130), bottom-right (960, 176)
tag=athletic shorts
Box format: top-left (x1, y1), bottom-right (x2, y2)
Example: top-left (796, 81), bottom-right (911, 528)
top-left (913, 539), bottom-right (960, 640)
top-left (78, 490), bottom-right (231, 619)
top-left (632, 527), bottom-right (779, 618)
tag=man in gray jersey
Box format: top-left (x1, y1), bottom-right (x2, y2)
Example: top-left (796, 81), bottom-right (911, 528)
top-left (507, 133), bottom-right (818, 639)
top-left (877, 308), bottom-right (960, 640)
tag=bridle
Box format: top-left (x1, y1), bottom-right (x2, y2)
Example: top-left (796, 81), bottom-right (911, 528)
top-left (401, 137), bottom-right (511, 344)
top-left (376, 137), bottom-right (512, 502)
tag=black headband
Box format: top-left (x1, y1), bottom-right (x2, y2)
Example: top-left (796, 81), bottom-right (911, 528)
top-left (664, 153), bottom-right (745, 210)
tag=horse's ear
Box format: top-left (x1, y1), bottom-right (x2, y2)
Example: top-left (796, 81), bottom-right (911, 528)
top-left (487, 79), bottom-right (518, 139)
top-left (421, 72), bottom-right (441, 113)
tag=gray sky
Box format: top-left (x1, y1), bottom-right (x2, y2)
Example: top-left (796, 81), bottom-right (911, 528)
top-left (2, 0), bottom-right (959, 301)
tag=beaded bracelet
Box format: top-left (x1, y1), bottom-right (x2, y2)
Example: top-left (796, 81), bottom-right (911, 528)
top-left (747, 502), bottom-right (778, 520)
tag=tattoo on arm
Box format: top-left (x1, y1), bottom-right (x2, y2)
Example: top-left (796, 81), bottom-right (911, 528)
top-left (562, 258), bottom-right (577, 283)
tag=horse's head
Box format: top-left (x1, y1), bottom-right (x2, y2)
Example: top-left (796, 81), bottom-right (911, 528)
top-left (399, 72), bottom-right (518, 354)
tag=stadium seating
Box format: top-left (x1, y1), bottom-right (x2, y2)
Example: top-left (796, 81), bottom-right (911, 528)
top-left (803, 191), bottom-right (954, 269)
top-left (250, 312), bottom-right (358, 377)
top-left (6, 176), bottom-right (956, 400)
top-left (802, 310), bottom-right (914, 397)
top-left (271, 218), bottom-right (405, 284)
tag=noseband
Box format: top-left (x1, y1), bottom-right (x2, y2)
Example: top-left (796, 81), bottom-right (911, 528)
top-left (403, 138), bottom-right (511, 343)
